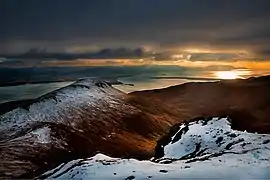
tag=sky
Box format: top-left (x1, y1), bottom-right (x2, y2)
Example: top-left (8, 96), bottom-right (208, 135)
top-left (1, 0), bottom-right (270, 73)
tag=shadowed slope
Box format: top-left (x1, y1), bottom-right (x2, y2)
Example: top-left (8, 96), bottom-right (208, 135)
top-left (131, 75), bottom-right (270, 134)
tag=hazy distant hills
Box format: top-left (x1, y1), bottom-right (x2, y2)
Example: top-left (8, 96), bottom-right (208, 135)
top-left (0, 76), bottom-right (270, 178)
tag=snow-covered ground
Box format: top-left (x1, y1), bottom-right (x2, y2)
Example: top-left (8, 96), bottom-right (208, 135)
top-left (42, 117), bottom-right (270, 179)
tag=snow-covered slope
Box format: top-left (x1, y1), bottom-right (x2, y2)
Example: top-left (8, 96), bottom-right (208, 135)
top-left (0, 78), bottom-right (176, 178)
top-left (1, 78), bottom-right (166, 178)
top-left (157, 117), bottom-right (270, 163)
top-left (42, 117), bottom-right (270, 179)
top-left (0, 79), bottom-right (123, 141)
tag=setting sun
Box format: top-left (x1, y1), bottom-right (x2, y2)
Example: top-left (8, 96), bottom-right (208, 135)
top-left (215, 71), bottom-right (239, 79)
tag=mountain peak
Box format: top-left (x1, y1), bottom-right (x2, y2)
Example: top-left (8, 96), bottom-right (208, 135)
top-left (0, 78), bottom-right (124, 142)
top-left (74, 78), bottom-right (112, 89)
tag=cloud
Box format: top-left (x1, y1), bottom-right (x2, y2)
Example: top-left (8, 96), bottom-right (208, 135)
top-left (254, 48), bottom-right (270, 59)
top-left (2, 47), bottom-right (148, 60)
top-left (188, 53), bottom-right (247, 61)
top-left (1, 0), bottom-right (270, 59)
top-left (204, 65), bottom-right (245, 71)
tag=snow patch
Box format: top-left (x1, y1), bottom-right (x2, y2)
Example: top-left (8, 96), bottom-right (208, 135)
top-left (162, 117), bottom-right (270, 161)
top-left (31, 126), bottom-right (51, 144)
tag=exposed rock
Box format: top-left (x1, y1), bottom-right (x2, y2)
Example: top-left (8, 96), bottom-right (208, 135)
top-left (159, 170), bottom-right (168, 173)
top-left (125, 175), bottom-right (135, 180)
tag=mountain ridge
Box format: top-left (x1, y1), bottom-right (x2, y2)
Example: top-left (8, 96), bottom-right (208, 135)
top-left (0, 76), bottom-right (270, 178)
top-left (0, 78), bottom-right (175, 178)
top-left (132, 75), bottom-right (270, 134)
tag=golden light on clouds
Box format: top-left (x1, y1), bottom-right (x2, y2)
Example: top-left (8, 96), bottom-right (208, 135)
top-left (180, 47), bottom-right (250, 54)
top-left (43, 59), bottom-right (150, 67)
top-left (34, 55), bottom-right (270, 79)
top-left (42, 58), bottom-right (270, 70)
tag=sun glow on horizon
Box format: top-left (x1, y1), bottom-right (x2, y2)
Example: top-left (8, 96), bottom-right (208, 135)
top-left (215, 71), bottom-right (239, 79)
top-left (214, 70), bottom-right (252, 79)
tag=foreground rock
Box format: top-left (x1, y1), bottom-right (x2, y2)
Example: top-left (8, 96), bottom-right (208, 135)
top-left (42, 117), bottom-right (270, 179)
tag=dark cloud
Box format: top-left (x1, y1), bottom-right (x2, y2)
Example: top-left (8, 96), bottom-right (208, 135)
top-left (1, 0), bottom-right (270, 58)
top-left (2, 47), bottom-right (147, 60)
